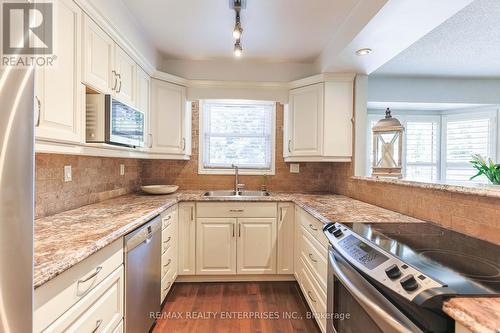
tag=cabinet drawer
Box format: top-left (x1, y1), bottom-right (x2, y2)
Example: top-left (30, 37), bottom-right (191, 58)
top-left (35, 240), bottom-right (123, 332)
top-left (161, 268), bottom-right (175, 302)
top-left (162, 205), bottom-right (178, 230)
top-left (43, 266), bottom-right (124, 333)
top-left (298, 209), bottom-right (329, 248)
top-left (299, 258), bottom-right (326, 333)
top-left (300, 226), bottom-right (328, 292)
top-left (162, 225), bottom-right (176, 254)
top-left (197, 202), bottom-right (277, 218)
top-left (161, 245), bottom-right (176, 278)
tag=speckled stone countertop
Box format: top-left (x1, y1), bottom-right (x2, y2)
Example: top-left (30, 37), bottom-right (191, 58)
top-left (353, 176), bottom-right (500, 199)
top-left (34, 190), bottom-right (500, 332)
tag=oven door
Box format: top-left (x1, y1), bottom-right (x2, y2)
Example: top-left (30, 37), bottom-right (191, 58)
top-left (327, 247), bottom-right (423, 333)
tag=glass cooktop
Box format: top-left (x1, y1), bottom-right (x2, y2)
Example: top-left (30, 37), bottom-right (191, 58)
top-left (344, 222), bottom-right (500, 295)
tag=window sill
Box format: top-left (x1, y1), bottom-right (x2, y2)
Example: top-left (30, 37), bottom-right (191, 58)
top-left (351, 176), bottom-right (500, 199)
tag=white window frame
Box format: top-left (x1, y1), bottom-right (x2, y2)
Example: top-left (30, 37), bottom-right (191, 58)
top-left (440, 109), bottom-right (498, 181)
top-left (366, 107), bottom-right (499, 183)
top-left (198, 99), bottom-right (276, 175)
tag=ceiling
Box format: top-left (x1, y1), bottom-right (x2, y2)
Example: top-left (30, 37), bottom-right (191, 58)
top-left (374, 0), bottom-right (500, 78)
top-left (122, 0), bottom-right (361, 62)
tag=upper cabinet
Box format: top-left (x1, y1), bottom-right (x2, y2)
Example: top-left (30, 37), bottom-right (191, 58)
top-left (82, 14), bottom-right (136, 107)
top-left (35, 0), bottom-right (83, 144)
top-left (82, 15), bottom-right (114, 94)
top-left (136, 67), bottom-right (151, 148)
top-left (150, 79), bottom-right (190, 156)
top-left (285, 74), bottom-right (354, 162)
top-left (113, 46), bottom-right (137, 107)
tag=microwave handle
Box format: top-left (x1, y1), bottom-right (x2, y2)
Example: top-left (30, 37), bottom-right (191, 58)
top-left (329, 249), bottom-right (423, 333)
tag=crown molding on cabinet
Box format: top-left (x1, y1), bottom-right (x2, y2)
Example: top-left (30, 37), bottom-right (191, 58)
top-left (288, 73), bottom-right (356, 90)
top-left (75, 0), bottom-right (156, 76)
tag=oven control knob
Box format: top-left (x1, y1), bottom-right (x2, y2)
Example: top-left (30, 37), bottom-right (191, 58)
top-left (332, 228), bottom-right (343, 238)
top-left (400, 275), bottom-right (419, 291)
top-left (385, 264), bottom-right (401, 279)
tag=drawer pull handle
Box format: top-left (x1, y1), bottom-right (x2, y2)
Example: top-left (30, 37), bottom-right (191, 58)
top-left (164, 236), bottom-right (172, 243)
top-left (163, 215), bottom-right (172, 221)
top-left (163, 282), bottom-right (172, 292)
top-left (78, 266), bottom-right (102, 284)
top-left (308, 253), bottom-right (318, 263)
top-left (163, 259), bottom-right (172, 267)
top-left (91, 319), bottom-right (103, 333)
top-left (307, 291), bottom-right (317, 303)
top-left (229, 209), bottom-right (244, 213)
top-left (309, 224), bottom-right (318, 231)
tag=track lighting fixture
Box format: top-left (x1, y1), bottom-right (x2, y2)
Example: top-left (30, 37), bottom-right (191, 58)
top-left (231, 0), bottom-right (245, 57)
top-left (234, 40), bottom-right (242, 57)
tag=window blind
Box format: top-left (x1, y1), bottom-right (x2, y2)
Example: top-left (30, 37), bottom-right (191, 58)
top-left (405, 121), bottom-right (439, 182)
top-left (202, 101), bottom-right (274, 170)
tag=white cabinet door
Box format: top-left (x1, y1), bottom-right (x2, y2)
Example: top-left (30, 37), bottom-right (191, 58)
top-left (35, 0), bottom-right (82, 144)
top-left (82, 14), bottom-right (114, 93)
top-left (277, 203), bottom-right (294, 274)
top-left (196, 218), bottom-right (236, 275)
top-left (114, 45), bottom-right (136, 107)
top-left (150, 79), bottom-right (187, 154)
top-left (136, 67), bottom-right (150, 148)
top-left (288, 83), bottom-right (324, 156)
top-left (237, 218), bottom-right (277, 274)
top-left (178, 203), bottom-right (196, 275)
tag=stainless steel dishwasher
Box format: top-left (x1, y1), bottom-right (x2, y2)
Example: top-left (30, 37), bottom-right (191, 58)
top-left (124, 215), bottom-right (162, 333)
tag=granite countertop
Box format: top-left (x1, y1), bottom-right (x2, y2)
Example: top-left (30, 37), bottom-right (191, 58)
top-left (34, 190), bottom-right (500, 333)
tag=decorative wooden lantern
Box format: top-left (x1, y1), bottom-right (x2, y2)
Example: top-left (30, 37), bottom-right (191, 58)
top-left (372, 108), bottom-right (404, 178)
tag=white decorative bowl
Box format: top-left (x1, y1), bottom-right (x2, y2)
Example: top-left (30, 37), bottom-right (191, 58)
top-left (140, 185), bottom-right (179, 195)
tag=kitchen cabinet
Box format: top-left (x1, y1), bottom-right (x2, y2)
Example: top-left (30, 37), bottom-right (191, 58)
top-left (161, 205), bottom-right (178, 302)
top-left (137, 67), bottom-right (151, 148)
top-left (150, 79), bottom-right (190, 155)
top-left (277, 203), bottom-right (294, 274)
top-left (113, 45), bottom-right (136, 106)
top-left (82, 14), bottom-right (114, 94)
top-left (178, 202), bottom-right (196, 275)
top-left (34, 240), bottom-right (123, 333)
top-left (237, 218), bottom-right (277, 274)
top-left (285, 74), bottom-right (354, 162)
top-left (196, 218), bottom-right (237, 275)
top-left (196, 202), bottom-right (278, 276)
top-left (35, 0), bottom-right (83, 144)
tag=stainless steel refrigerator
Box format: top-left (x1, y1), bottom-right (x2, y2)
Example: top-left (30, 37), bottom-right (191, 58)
top-left (0, 67), bottom-right (34, 332)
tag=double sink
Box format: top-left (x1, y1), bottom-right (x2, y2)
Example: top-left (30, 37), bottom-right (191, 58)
top-left (203, 190), bottom-right (271, 198)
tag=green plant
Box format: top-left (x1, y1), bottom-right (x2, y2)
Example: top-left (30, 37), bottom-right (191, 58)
top-left (469, 154), bottom-right (500, 185)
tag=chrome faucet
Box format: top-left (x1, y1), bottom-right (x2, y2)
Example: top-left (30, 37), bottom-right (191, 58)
top-left (231, 164), bottom-right (245, 193)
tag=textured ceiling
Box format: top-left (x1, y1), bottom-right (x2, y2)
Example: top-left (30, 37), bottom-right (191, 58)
top-left (374, 0), bottom-right (500, 78)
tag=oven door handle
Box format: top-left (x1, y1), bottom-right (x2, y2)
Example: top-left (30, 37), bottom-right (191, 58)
top-left (330, 249), bottom-right (423, 333)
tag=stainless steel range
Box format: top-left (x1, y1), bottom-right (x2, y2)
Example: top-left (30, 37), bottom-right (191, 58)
top-left (323, 222), bottom-right (500, 333)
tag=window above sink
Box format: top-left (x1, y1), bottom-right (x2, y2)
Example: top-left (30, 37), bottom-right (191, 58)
top-left (198, 100), bottom-right (276, 175)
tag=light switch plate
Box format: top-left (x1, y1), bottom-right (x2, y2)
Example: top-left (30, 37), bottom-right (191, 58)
top-left (64, 165), bottom-right (72, 182)
top-left (290, 163), bottom-right (300, 173)
top-left (120, 164), bottom-right (125, 176)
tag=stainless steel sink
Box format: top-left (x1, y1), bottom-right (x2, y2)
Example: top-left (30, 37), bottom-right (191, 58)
top-left (203, 190), bottom-right (270, 198)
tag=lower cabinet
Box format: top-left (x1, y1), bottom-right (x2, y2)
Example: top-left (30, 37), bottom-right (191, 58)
top-left (237, 218), bottom-right (277, 274)
top-left (196, 218), bottom-right (237, 274)
top-left (178, 202), bottom-right (196, 275)
top-left (294, 206), bottom-right (328, 333)
top-left (34, 240), bottom-right (124, 333)
top-left (160, 205), bottom-right (178, 303)
top-left (195, 203), bottom-right (279, 276)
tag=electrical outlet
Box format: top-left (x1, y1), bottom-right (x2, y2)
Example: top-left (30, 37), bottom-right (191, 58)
top-left (64, 165), bottom-right (72, 182)
top-left (120, 164), bottom-right (125, 176)
top-left (290, 163), bottom-right (300, 173)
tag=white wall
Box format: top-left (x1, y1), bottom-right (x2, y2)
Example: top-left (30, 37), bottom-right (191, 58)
top-left (161, 59), bottom-right (317, 82)
top-left (368, 76), bottom-right (500, 104)
top-left (86, 0), bottom-right (159, 68)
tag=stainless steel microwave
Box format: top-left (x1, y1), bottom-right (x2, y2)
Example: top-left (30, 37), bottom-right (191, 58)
top-left (86, 94), bottom-right (144, 148)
